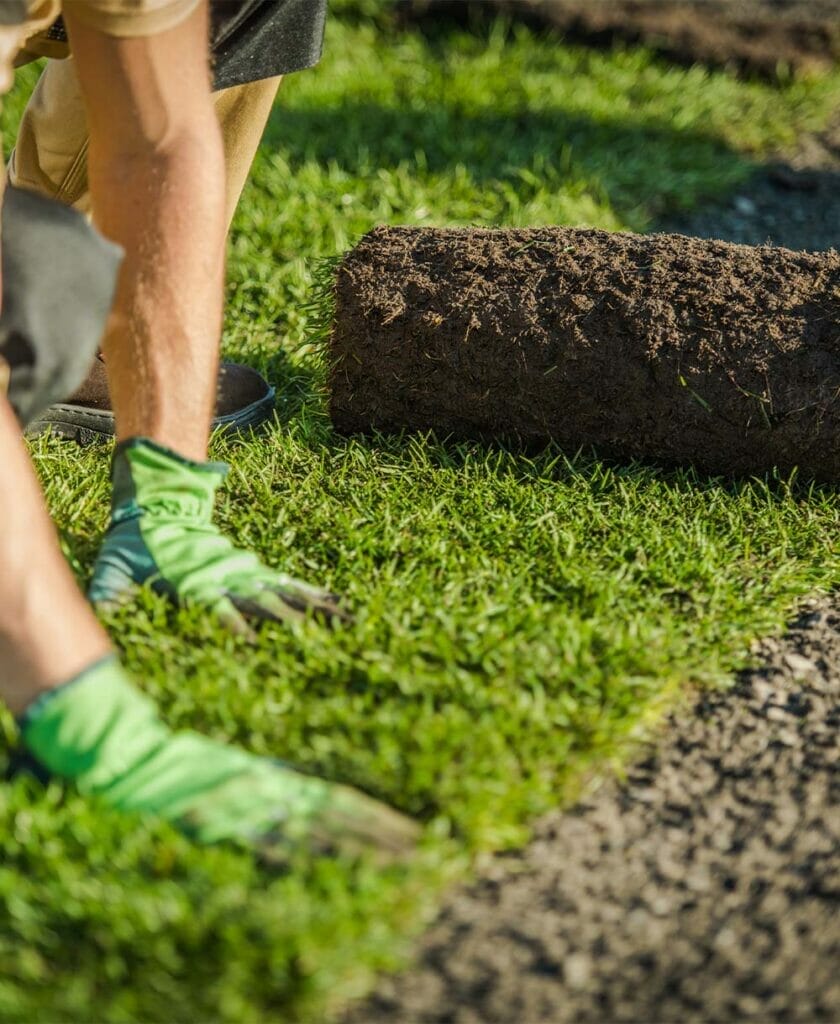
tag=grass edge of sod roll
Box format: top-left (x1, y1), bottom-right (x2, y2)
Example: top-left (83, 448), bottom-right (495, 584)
top-left (1, 10), bottom-right (840, 1022)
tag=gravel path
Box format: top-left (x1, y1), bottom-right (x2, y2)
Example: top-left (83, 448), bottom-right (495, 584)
top-left (346, 124), bottom-right (839, 1024)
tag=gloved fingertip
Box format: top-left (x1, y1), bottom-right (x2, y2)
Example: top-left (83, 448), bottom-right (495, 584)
top-left (215, 597), bottom-right (259, 641)
top-left (235, 590), bottom-right (307, 626)
top-left (270, 588), bottom-right (355, 628)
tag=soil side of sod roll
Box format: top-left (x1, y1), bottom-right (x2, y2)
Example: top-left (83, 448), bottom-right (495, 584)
top-left (329, 226), bottom-right (840, 482)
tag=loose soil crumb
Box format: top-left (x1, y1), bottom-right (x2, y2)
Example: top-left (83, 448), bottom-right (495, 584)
top-left (398, 1), bottom-right (840, 80)
top-left (347, 595), bottom-right (840, 1023)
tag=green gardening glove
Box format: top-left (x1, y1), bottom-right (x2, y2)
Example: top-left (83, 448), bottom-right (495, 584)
top-left (18, 657), bottom-right (418, 863)
top-left (89, 438), bottom-right (349, 633)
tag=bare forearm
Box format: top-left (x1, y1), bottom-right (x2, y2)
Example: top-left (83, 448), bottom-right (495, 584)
top-left (0, 397), bottom-right (110, 715)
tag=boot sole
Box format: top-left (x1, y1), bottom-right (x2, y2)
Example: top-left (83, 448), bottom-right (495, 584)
top-left (25, 387), bottom-right (276, 445)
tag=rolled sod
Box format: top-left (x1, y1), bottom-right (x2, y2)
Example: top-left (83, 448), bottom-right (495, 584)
top-left (329, 226), bottom-right (840, 481)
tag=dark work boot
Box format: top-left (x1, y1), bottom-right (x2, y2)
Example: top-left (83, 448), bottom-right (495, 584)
top-left (26, 355), bottom-right (275, 443)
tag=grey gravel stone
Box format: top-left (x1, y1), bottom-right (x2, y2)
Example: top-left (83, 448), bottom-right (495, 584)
top-left (733, 195), bottom-right (758, 216)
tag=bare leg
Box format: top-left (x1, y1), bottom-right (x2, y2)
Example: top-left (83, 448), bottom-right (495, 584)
top-left (63, 4), bottom-right (227, 462)
top-left (0, 395), bottom-right (111, 716)
top-left (8, 9), bottom-right (338, 631)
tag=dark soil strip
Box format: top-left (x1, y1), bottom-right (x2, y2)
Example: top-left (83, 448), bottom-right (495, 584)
top-left (398, 1), bottom-right (840, 80)
top-left (330, 226), bottom-right (840, 481)
top-left (348, 595), bottom-right (840, 1023)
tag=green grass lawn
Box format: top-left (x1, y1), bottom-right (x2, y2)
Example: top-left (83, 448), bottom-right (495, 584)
top-left (2, 10), bottom-right (840, 1022)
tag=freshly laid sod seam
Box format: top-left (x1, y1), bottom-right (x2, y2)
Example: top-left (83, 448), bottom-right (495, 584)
top-left (347, 595), bottom-right (840, 1023)
top-left (1, 11), bottom-right (840, 1024)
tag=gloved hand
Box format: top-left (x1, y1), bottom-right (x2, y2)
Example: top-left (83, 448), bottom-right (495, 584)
top-left (18, 656), bottom-right (418, 864)
top-left (89, 438), bottom-right (348, 633)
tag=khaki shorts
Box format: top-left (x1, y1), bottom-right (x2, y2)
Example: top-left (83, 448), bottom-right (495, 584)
top-left (1, 0), bottom-right (200, 92)
top-left (25, 0), bottom-right (200, 40)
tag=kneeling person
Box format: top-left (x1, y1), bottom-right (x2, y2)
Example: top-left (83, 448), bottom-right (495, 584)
top-left (0, 0), bottom-right (416, 862)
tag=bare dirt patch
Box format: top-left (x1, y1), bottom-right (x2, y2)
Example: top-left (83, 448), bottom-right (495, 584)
top-left (398, 1), bottom-right (840, 80)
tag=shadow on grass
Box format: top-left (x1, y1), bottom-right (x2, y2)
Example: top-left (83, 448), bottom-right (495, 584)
top-left (264, 101), bottom-right (758, 223)
top-left (266, 374), bottom-right (838, 505)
